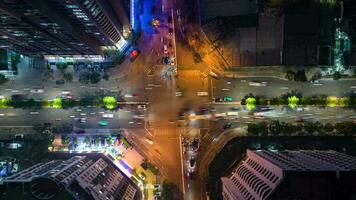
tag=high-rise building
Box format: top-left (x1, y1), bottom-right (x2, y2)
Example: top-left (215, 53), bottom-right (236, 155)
top-left (222, 150), bottom-right (356, 200)
top-left (0, 0), bottom-right (131, 57)
top-left (3, 155), bottom-right (141, 200)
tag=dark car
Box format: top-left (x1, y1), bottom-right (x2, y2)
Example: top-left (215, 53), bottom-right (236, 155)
top-left (168, 28), bottom-right (173, 35)
top-left (55, 79), bottom-right (65, 85)
top-left (222, 123), bottom-right (232, 131)
top-left (191, 139), bottom-right (199, 151)
top-left (163, 56), bottom-right (170, 64)
top-left (189, 158), bottom-right (196, 168)
top-left (167, 16), bottom-right (172, 24)
top-left (74, 129), bottom-right (85, 134)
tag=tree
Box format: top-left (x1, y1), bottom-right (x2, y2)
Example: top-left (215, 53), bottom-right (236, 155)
top-left (56, 63), bottom-right (68, 72)
top-left (84, 136), bottom-right (90, 145)
top-left (103, 73), bottom-right (109, 80)
top-left (89, 72), bottom-right (101, 84)
top-left (287, 96), bottom-right (299, 108)
top-left (304, 122), bottom-right (318, 135)
top-left (79, 71), bottom-right (90, 84)
top-left (95, 137), bottom-right (100, 146)
top-left (294, 70), bottom-right (307, 82)
top-left (286, 70), bottom-right (295, 81)
top-left (335, 122), bottom-right (355, 136)
top-left (333, 71), bottom-right (341, 80)
top-left (259, 122), bottom-right (269, 136)
top-left (0, 74), bottom-right (8, 84)
top-left (269, 120), bottom-right (283, 136)
top-left (62, 136), bottom-right (70, 145)
top-left (161, 180), bottom-right (175, 200)
top-left (106, 138), bottom-right (113, 146)
top-left (52, 123), bottom-right (73, 134)
top-left (247, 123), bottom-right (259, 136)
top-left (311, 71), bottom-right (322, 81)
top-left (323, 123), bottom-right (334, 133)
top-left (245, 97), bottom-right (256, 110)
top-left (73, 137), bottom-right (79, 145)
top-left (63, 73), bottom-right (73, 82)
top-left (102, 96), bottom-right (117, 110)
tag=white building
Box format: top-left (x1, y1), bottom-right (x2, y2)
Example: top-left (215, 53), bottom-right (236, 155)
top-left (222, 150), bottom-right (356, 200)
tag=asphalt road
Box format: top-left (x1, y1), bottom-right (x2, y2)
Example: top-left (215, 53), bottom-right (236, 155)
top-left (0, 107), bottom-right (145, 129)
top-left (212, 77), bottom-right (356, 101)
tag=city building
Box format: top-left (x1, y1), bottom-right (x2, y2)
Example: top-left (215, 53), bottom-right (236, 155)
top-left (0, 0), bottom-right (133, 57)
top-left (3, 155), bottom-right (141, 200)
top-left (222, 150), bottom-right (356, 200)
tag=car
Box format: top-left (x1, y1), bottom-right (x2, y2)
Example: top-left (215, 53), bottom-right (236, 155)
top-left (176, 91), bottom-right (183, 97)
top-left (30, 88), bottom-right (44, 93)
top-left (138, 173), bottom-right (146, 180)
top-left (197, 92), bottom-right (208, 96)
top-left (170, 57), bottom-right (175, 65)
top-left (55, 79), bottom-right (65, 85)
top-left (189, 157), bottom-right (196, 168)
top-left (11, 94), bottom-right (26, 100)
top-left (191, 139), bottom-right (199, 151)
top-left (215, 97), bottom-right (223, 102)
top-left (223, 97), bottom-right (233, 102)
top-left (209, 71), bottom-right (218, 79)
top-left (222, 123), bottom-right (232, 131)
top-left (187, 172), bottom-right (195, 180)
top-left (168, 28), bottom-right (173, 35)
top-left (153, 184), bottom-right (161, 190)
top-left (14, 134), bottom-right (24, 139)
top-left (163, 45), bottom-right (168, 54)
top-left (197, 107), bottom-right (208, 114)
top-left (176, 9), bottom-right (181, 15)
top-left (102, 113), bottom-right (114, 119)
top-left (145, 137), bottom-right (153, 145)
top-left (249, 81), bottom-right (267, 87)
top-left (137, 105), bottom-right (146, 109)
top-left (167, 16), bottom-right (172, 24)
top-left (129, 49), bottom-right (140, 62)
top-left (163, 56), bottom-right (170, 64)
top-left (230, 107), bottom-right (240, 111)
top-left (227, 111), bottom-right (238, 116)
top-left (74, 129), bottom-right (85, 134)
top-left (98, 120), bottom-right (109, 126)
top-left (61, 90), bottom-right (71, 95)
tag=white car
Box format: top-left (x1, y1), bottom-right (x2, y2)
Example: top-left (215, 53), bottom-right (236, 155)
top-left (176, 91), bottom-right (183, 97)
top-left (197, 92), bottom-right (208, 96)
top-left (30, 89), bottom-right (44, 93)
top-left (30, 111), bottom-right (39, 115)
top-left (102, 113), bottom-right (114, 119)
top-left (145, 137), bottom-right (153, 145)
top-left (163, 45), bottom-right (168, 54)
top-left (249, 81), bottom-right (267, 87)
top-left (61, 91), bottom-right (71, 95)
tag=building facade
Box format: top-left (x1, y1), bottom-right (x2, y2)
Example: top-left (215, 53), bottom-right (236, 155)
top-left (222, 150), bottom-right (356, 200)
top-left (0, 0), bottom-right (131, 57)
top-left (4, 155), bottom-right (141, 200)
